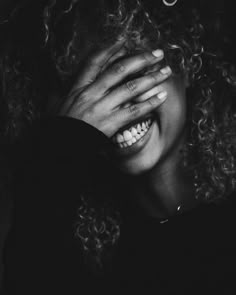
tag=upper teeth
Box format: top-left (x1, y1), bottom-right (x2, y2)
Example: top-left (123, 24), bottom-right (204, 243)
top-left (112, 119), bottom-right (152, 148)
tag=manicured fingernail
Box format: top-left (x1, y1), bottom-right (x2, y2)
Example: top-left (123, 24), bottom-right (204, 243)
top-left (157, 91), bottom-right (168, 100)
top-left (160, 66), bottom-right (172, 75)
top-left (152, 49), bottom-right (164, 58)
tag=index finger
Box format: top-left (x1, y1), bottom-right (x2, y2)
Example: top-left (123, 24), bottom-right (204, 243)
top-left (75, 38), bottom-right (126, 88)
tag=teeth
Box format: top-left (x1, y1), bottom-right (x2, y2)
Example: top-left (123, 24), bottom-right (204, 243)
top-left (123, 130), bottom-right (132, 141)
top-left (131, 127), bottom-right (137, 137)
top-left (137, 124), bottom-right (142, 132)
top-left (113, 118), bottom-right (153, 148)
top-left (127, 140), bottom-right (132, 146)
top-left (116, 133), bottom-right (124, 143)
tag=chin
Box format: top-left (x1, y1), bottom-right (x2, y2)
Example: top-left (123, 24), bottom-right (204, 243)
top-left (117, 157), bottom-right (159, 176)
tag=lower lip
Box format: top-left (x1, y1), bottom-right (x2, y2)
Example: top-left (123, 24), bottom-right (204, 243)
top-left (113, 120), bottom-right (156, 157)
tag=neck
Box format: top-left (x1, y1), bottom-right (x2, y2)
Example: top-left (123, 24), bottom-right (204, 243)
top-left (129, 145), bottom-right (197, 219)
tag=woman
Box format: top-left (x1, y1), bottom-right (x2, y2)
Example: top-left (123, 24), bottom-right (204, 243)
top-left (1, 0), bottom-right (236, 293)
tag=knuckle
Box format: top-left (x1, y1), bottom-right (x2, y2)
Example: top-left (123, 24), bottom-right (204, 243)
top-left (87, 55), bottom-right (104, 71)
top-left (90, 101), bottom-right (102, 113)
top-left (127, 104), bottom-right (140, 116)
top-left (147, 98), bottom-right (158, 108)
top-left (87, 58), bottom-right (99, 69)
top-left (142, 52), bottom-right (153, 63)
top-left (77, 89), bottom-right (89, 102)
top-left (149, 72), bottom-right (160, 83)
top-left (74, 91), bottom-right (95, 111)
top-left (125, 80), bottom-right (137, 93)
top-left (111, 62), bottom-right (126, 74)
top-left (81, 104), bottom-right (98, 120)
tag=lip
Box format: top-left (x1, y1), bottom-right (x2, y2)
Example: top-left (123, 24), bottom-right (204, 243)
top-left (112, 119), bottom-right (156, 157)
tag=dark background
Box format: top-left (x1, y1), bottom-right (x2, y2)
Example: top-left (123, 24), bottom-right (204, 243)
top-left (0, 0), bottom-right (236, 290)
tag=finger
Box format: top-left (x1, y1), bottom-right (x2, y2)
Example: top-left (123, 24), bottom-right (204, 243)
top-left (114, 91), bottom-right (168, 133)
top-left (87, 49), bottom-right (164, 97)
top-left (103, 66), bottom-right (172, 108)
top-left (133, 84), bottom-right (166, 103)
top-left (121, 85), bottom-right (166, 108)
top-left (100, 47), bottom-right (127, 73)
top-left (75, 38), bottom-right (126, 87)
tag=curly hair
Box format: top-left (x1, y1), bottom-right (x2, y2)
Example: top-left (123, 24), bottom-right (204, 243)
top-left (1, 0), bottom-right (236, 272)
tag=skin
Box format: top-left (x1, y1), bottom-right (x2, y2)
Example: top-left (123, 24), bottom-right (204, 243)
top-left (114, 73), bottom-right (198, 218)
top-left (59, 39), bottom-right (198, 218)
top-left (59, 39), bottom-right (171, 136)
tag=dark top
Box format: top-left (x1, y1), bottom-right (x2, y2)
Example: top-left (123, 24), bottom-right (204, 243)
top-left (2, 117), bottom-right (236, 294)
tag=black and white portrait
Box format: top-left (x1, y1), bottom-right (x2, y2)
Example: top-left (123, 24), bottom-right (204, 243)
top-left (0, 0), bottom-right (236, 294)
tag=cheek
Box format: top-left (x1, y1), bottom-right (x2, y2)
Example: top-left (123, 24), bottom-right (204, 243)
top-left (113, 77), bottom-right (188, 175)
top-left (157, 79), bottom-right (187, 146)
top-left (162, 98), bottom-right (186, 131)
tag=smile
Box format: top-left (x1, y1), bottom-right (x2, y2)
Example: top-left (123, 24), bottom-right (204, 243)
top-left (112, 118), bottom-right (153, 149)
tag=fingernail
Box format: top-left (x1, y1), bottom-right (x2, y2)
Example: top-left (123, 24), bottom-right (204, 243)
top-left (160, 66), bottom-right (172, 75)
top-left (152, 49), bottom-right (164, 58)
top-left (157, 91), bottom-right (168, 100)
